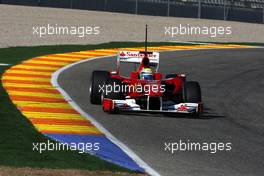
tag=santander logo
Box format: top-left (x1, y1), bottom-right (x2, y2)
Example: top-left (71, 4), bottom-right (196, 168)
top-left (120, 51), bottom-right (126, 57)
top-left (120, 51), bottom-right (157, 58)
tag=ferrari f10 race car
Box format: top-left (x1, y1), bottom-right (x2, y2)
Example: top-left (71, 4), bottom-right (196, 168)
top-left (89, 49), bottom-right (203, 117)
top-left (90, 25), bottom-right (202, 117)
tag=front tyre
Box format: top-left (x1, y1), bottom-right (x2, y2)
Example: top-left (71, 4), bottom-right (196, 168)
top-left (103, 78), bottom-right (124, 100)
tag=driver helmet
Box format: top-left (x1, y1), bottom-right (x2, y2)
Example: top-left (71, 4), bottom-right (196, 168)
top-left (140, 68), bottom-right (153, 80)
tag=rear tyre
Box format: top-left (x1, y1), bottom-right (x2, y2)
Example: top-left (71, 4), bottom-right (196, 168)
top-left (90, 70), bottom-right (110, 104)
top-left (183, 81), bottom-right (201, 103)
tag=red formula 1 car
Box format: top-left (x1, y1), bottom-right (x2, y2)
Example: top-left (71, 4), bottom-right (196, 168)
top-left (89, 50), bottom-right (203, 117)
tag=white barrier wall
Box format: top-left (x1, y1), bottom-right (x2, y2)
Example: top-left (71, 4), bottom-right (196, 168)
top-left (1, 4), bottom-right (264, 48)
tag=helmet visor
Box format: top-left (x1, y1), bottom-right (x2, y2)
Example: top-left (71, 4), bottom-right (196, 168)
top-left (142, 74), bottom-right (153, 80)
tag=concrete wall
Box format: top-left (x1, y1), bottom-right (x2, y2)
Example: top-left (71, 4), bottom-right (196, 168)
top-left (1, 4), bottom-right (264, 48)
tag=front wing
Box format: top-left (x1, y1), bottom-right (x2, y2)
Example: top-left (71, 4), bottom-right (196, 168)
top-left (102, 98), bottom-right (203, 114)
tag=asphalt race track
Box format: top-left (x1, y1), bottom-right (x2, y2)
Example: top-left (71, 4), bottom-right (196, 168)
top-left (58, 48), bottom-right (264, 176)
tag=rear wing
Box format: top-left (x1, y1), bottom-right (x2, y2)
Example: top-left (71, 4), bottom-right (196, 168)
top-left (117, 51), bottom-right (160, 72)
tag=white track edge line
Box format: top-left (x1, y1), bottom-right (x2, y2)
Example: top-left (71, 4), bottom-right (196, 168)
top-left (0, 63), bottom-right (10, 66)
